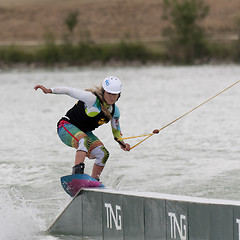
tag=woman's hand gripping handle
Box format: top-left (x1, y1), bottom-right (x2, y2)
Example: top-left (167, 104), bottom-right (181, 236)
top-left (114, 137), bottom-right (130, 151)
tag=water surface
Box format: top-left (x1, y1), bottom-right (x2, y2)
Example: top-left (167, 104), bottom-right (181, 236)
top-left (0, 65), bottom-right (240, 239)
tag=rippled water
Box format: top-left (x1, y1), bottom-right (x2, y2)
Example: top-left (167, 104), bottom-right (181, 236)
top-left (0, 65), bottom-right (240, 239)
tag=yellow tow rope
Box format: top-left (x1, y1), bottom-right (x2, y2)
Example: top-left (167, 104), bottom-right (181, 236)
top-left (118, 80), bottom-right (240, 150)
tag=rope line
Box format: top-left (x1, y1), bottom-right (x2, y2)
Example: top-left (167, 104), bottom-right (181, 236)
top-left (119, 80), bottom-right (240, 150)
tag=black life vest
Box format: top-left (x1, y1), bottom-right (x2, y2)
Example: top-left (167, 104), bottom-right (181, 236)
top-left (65, 99), bottom-right (115, 132)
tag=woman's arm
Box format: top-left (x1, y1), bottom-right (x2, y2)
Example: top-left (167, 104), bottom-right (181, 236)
top-left (34, 85), bottom-right (96, 106)
top-left (111, 106), bottom-right (130, 151)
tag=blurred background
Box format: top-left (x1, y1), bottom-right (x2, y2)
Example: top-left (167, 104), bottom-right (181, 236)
top-left (0, 0), bottom-right (240, 66)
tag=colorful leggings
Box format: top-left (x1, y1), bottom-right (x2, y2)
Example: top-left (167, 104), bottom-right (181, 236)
top-left (57, 119), bottom-right (109, 166)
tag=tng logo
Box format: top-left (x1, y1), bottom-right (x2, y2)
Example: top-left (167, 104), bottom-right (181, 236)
top-left (168, 212), bottom-right (187, 240)
top-left (105, 203), bottom-right (122, 230)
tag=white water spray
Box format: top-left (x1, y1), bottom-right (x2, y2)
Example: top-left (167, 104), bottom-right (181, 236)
top-left (0, 188), bottom-right (46, 240)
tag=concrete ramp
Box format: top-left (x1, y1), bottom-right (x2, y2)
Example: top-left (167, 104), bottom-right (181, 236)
top-left (48, 188), bottom-right (240, 239)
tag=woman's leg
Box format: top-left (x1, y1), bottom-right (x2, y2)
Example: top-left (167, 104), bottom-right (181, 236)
top-left (71, 151), bottom-right (87, 174)
top-left (74, 134), bottom-right (109, 179)
top-left (57, 120), bottom-right (109, 179)
top-left (75, 151), bottom-right (87, 165)
top-left (88, 143), bottom-right (109, 180)
top-left (91, 165), bottom-right (104, 180)
top-left (57, 120), bottom-right (88, 174)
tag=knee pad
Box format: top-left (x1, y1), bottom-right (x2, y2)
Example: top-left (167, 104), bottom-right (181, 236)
top-left (77, 137), bottom-right (91, 152)
top-left (90, 146), bottom-right (109, 166)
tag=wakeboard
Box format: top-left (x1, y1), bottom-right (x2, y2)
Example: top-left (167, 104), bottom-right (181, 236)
top-left (61, 174), bottom-right (105, 197)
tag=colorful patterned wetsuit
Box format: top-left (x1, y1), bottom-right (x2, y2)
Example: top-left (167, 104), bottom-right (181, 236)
top-left (51, 87), bottom-right (123, 166)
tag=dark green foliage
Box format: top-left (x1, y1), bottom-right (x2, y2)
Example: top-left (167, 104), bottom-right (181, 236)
top-left (233, 18), bottom-right (240, 62)
top-left (111, 42), bottom-right (150, 63)
top-left (35, 44), bottom-right (62, 64)
top-left (163, 0), bottom-right (209, 64)
top-left (0, 41), bottom-right (160, 66)
top-left (65, 11), bottom-right (78, 34)
top-left (0, 45), bottom-right (33, 64)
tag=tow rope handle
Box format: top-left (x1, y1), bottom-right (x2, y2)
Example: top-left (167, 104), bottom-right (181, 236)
top-left (114, 137), bottom-right (126, 148)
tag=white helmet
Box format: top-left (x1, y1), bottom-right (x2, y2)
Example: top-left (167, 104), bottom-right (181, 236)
top-left (102, 76), bottom-right (122, 94)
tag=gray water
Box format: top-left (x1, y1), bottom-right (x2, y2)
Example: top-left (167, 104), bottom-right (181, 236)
top-left (0, 65), bottom-right (240, 239)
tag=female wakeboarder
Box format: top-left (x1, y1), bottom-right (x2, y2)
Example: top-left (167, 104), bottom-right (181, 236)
top-left (34, 76), bottom-right (130, 181)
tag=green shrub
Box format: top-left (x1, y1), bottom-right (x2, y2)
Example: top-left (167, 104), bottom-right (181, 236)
top-left (35, 43), bottom-right (62, 64)
top-left (0, 46), bottom-right (32, 63)
top-left (113, 42), bottom-right (150, 62)
top-left (163, 0), bottom-right (209, 64)
top-left (233, 18), bottom-right (240, 62)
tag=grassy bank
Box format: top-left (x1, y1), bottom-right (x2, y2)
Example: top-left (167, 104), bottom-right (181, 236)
top-left (0, 39), bottom-right (239, 67)
top-left (0, 41), bottom-right (163, 67)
